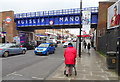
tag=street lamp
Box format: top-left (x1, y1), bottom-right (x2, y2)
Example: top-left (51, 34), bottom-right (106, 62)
top-left (78, 0), bottom-right (82, 58)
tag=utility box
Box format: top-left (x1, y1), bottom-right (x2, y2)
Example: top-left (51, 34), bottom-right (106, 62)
top-left (116, 37), bottom-right (120, 76)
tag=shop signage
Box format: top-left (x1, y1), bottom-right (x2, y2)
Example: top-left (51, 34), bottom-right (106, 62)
top-left (6, 17), bottom-right (11, 23)
top-left (16, 16), bottom-right (80, 27)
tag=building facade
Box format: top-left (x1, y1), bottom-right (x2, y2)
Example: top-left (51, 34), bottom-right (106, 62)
top-left (0, 11), bottom-right (18, 43)
top-left (97, 0), bottom-right (120, 53)
top-left (0, 11), bottom-right (73, 43)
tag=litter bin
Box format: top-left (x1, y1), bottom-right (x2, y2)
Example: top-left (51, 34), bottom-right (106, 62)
top-left (106, 51), bottom-right (117, 69)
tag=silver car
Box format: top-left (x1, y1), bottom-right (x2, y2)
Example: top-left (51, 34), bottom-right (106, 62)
top-left (0, 43), bottom-right (27, 57)
top-left (63, 42), bottom-right (70, 48)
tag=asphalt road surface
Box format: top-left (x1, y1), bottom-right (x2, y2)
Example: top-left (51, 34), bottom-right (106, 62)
top-left (2, 44), bottom-right (66, 80)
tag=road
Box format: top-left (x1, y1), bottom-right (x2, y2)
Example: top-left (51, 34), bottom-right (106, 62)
top-left (2, 44), bottom-right (66, 80)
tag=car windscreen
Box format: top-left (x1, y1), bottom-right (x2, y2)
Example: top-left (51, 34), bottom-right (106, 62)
top-left (38, 44), bottom-right (49, 47)
top-left (0, 44), bottom-right (14, 48)
top-left (0, 44), bottom-right (5, 47)
top-left (64, 42), bottom-right (69, 45)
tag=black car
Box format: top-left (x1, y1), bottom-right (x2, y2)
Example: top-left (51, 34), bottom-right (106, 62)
top-left (46, 39), bottom-right (57, 47)
top-left (20, 42), bottom-right (35, 50)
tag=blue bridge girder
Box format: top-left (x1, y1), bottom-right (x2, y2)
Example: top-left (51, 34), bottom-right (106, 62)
top-left (14, 7), bottom-right (98, 30)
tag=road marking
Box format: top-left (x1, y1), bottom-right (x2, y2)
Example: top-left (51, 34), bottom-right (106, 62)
top-left (32, 76), bottom-right (44, 80)
top-left (6, 72), bottom-right (23, 77)
top-left (6, 72), bottom-right (16, 76)
top-left (12, 73), bottom-right (23, 76)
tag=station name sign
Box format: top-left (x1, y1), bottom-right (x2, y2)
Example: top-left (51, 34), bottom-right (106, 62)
top-left (16, 15), bottom-right (80, 27)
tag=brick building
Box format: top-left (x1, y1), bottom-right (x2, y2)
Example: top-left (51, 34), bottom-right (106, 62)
top-left (0, 11), bottom-right (18, 43)
top-left (97, 0), bottom-right (120, 53)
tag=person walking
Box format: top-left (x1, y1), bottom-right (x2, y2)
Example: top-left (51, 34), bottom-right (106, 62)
top-left (64, 43), bottom-right (77, 77)
top-left (83, 40), bottom-right (87, 52)
top-left (87, 43), bottom-right (91, 54)
top-left (83, 40), bottom-right (87, 49)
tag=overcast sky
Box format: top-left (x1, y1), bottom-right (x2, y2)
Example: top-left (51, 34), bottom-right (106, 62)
top-left (0, 0), bottom-right (108, 13)
top-left (0, 0), bottom-right (108, 35)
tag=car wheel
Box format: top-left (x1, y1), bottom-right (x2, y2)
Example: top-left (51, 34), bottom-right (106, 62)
top-left (3, 52), bottom-right (9, 57)
top-left (22, 50), bottom-right (26, 54)
top-left (53, 51), bottom-right (55, 54)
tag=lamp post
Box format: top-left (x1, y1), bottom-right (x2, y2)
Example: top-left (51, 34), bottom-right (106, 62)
top-left (78, 0), bottom-right (82, 58)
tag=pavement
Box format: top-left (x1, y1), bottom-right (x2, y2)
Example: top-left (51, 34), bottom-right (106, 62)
top-left (47, 48), bottom-right (120, 80)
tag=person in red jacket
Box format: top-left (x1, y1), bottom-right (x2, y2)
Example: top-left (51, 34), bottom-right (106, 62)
top-left (64, 43), bottom-right (77, 76)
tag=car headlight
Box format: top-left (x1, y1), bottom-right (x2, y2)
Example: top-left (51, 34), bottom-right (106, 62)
top-left (35, 48), bottom-right (38, 51)
top-left (43, 48), bottom-right (47, 51)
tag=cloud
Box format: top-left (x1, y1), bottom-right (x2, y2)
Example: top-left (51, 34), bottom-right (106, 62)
top-left (0, 0), bottom-right (101, 13)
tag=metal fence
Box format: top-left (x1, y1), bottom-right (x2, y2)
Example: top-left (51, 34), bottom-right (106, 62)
top-left (97, 27), bottom-right (120, 54)
top-left (14, 7), bottom-right (98, 18)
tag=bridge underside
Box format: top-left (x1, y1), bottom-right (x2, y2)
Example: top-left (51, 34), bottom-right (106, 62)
top-left (17, 24), bottom-right (97, 31)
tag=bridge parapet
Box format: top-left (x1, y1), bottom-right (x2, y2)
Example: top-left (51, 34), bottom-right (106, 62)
top-left (14, 7), bottom-right (98, 18)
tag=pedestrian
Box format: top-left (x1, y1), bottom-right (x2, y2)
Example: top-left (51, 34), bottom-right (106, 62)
top-left (87, 43), bottom-right (91, 54)
top-left (6, 40), bottom-right (9, 43)
top-left (6, 41), bottom-right (9, 43)
top-left (12, 40), bottom-right (16, 44)
top-left (83, 40), bottom-right (87, 49)
top-left (64, 43), bottom-right (77, 77)
top-left (91, 41), bottom-right (94, 48)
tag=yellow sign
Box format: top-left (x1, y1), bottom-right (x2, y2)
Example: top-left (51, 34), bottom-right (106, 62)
top-left (112, 59), bottom-right (116, 63)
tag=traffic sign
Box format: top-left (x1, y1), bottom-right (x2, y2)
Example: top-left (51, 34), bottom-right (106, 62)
top-left (5, 17), bottom-right (11, 23)
top-left (49, 20), bottom-right (54, 25)
top-left (1, 33), bottom-right (4, 38)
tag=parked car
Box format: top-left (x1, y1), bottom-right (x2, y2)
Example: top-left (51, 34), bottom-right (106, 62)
top-left (34, 43), bottom-right (55, 55)
top-left (46, 39), bottom-right (57, 47)
top-left (73, 38), bottom-right (77, 42)
top-left (0, 43), bottom-right (27, 57)
top-left (57, 40), bottom-right (61, 44)
top-left (36, 40), bottom-right (46, 47)
top-left (19, 42), bottom-right (35, 50)
top-left (62, 40), bottom-right (66, 44)
top-left (63, 42), bottom-right (70, 48)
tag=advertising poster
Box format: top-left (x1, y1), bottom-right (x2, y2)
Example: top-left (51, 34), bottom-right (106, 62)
top-left (107, 0), bottom-right (120, 29)
top-left (13, 36), bottom-right (20, 44)
top-left (19, 32), bottom-right (26, 43)
top-left (82, 11), bottom-right (91, 25)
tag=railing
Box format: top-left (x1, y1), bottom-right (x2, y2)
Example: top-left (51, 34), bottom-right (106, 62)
top-left (14, 7), bottom-right (98, 18)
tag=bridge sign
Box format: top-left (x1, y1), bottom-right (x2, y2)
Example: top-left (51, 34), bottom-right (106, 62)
top-left (14, 7), bottom-right (98, 28)
top-left (6, 17), bottom-right (11, 23)
top-left (49, 20), bottom-right (54, 25)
